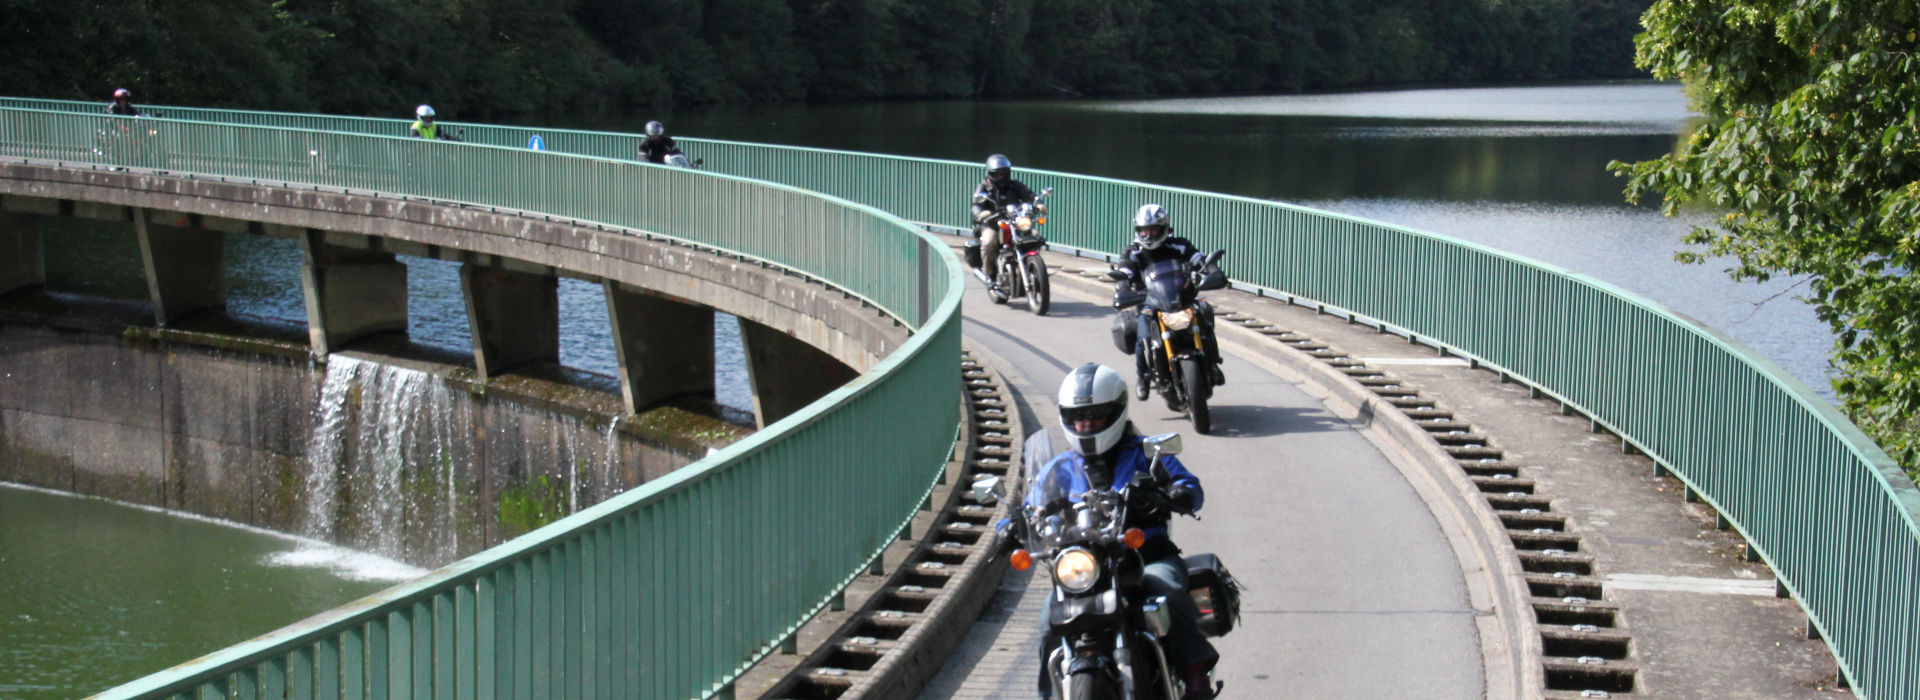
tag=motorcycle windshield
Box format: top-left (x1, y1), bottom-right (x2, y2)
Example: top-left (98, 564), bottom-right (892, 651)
top-left (1023, 459), bottom-right (1123, 554)
top-left (1143, 258), bottom-right (1189, 312)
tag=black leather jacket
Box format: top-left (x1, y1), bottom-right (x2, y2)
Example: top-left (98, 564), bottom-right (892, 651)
top-left (106, 101), bottom-right (141, 116)
top-left (971, 176), bottom-right (1037, 226)
top-left (639, 135), bottom-right (681, 163)
top-left (1119, 237), bottom-right (1207, 288)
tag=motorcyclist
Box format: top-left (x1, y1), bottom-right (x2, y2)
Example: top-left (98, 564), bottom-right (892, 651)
top-left (105, 88), bottom-right (141, 116)
top-left (1118, 203), bottom-right (1225, 398)
top-left (638, 120), bottom-right (682, 164)
top-left (409, 105), bottom-right (460, 141)
top-left (1030, 363), bottom-right (1218, 699)
top-left (970, 154), bottom-right (1040, 291)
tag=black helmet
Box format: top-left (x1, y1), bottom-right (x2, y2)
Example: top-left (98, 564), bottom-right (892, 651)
top-left (985, 154), bottom-right (1012, 182)
top-left (645, 121), bottom-right (665, 137)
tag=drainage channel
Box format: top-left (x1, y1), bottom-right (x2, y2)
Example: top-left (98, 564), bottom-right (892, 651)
top-left (756, 348), bottom-right (1022, 699)
top-left (1056, 265), bottom-right (1639, 698)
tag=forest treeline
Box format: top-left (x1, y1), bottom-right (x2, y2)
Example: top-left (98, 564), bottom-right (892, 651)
top-left (1, 0), bottom-right (1651, 120)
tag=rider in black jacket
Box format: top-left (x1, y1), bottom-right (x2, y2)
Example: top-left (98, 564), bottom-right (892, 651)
top-left (1118, 204), bottom-right (1225, 397)
top-left (638, 120), bottom-right (681, 164)
top-left (106, 89), bottom-right (141, 116)
top-left (970, 154), bottom-right (1038, 288)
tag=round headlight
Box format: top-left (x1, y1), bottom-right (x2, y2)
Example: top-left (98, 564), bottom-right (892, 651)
top-left (1053, 548), bottom-right (1100, 593)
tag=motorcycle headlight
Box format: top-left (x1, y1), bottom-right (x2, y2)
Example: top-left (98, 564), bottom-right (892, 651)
top-left (1053, 547), bottom-right (1100, 593)
top-left (1160, 308), bottom-right (1195, 331)
top-left (1016, 215), bottom-right (1033, 232)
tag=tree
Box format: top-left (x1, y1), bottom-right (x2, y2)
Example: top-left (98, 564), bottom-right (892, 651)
top-left (1613, 1), bottom-right (1920, 472)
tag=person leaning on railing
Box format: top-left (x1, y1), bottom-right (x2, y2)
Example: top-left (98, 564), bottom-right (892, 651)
top-left (409, 104), bottom-right (461, 141)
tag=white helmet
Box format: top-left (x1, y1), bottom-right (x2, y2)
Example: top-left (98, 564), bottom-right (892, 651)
top-left (645, 120), bottom-right (665, 137)
top-left (1133, 204), bottom-right (1171, 250)
top-left (416, 105), bottom-right (435, 120)
top-left (1057, 364), bottom-right (1130, 456)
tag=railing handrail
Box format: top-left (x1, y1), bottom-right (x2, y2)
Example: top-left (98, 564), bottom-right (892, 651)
top-left (0, 102), bottom-right (964, 700)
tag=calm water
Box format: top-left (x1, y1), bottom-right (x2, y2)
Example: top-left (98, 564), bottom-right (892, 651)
top-left (652, 82), bottom-right (1833, 395)
top-left (0, 485), bottom-right (417, 698)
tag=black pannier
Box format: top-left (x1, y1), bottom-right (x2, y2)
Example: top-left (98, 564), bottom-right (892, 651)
top-left (962, 240), bottom-right (983, 269)
top-left (1184, 553), bottom-right (1243, 638)
top-left (1111, 308), bottom-right (1140, 355)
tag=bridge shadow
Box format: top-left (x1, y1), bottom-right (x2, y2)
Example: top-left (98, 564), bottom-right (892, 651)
top-left (1204, 404), bottom-right (1347, 438)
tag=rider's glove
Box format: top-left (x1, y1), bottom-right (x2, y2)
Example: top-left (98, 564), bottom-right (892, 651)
top-left (1168, 484), bottom-right (1198, 514)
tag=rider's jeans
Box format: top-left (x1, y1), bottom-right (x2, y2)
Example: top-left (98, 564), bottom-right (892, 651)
top-left (977, 225), bottom-right (1000, 277)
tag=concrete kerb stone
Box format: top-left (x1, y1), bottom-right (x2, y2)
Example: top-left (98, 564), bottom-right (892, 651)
top-left (1034, 248), bottom-right (1543, 700)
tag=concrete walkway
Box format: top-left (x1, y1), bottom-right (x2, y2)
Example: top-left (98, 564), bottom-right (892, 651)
top-left (917, 244), bottom-right (1849, 699)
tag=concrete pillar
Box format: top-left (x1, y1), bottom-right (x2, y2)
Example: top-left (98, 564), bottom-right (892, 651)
top-left (300, 231), bottom-right (408, 356)
top-left (604, 282), bottom-right (714, 415)
top-left (462, 264), bottom-right (559, 377)
top-left (740, 317), bottom-right (858, 428)
top-left (134, 210), bottom-right (226, 325)
top-left (0, 212), bottom-right (45, 295)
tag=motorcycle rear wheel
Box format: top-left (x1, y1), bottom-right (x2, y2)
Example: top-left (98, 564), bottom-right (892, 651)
top-left (1025, 256), bottom-right (1050, 315)
top-left (1182, 356), bottom-right (1212, 434)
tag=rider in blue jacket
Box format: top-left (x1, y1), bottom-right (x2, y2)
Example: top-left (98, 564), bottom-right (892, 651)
top-left (1030, 363), bottom-right (1218, 699)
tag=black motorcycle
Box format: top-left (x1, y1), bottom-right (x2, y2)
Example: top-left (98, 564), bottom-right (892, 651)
top-left (967, 186), bottom-right (1054, 315)
top-left (976, 433), bottom-right (1241, 699)
top-left (1109, 251), bottom-right (1228, 434)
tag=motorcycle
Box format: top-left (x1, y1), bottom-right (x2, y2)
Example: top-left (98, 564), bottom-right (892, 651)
top-left (1108, 251), bottom-right (1229, 435)
top-left (974, 433), bottom-right (1240, 700)
top-left (663, 152), bottom-right (704, 169)
top-left (92, 114), bottom-right (164, 168)
top-left (967, 187), bottom-right (1054, 315)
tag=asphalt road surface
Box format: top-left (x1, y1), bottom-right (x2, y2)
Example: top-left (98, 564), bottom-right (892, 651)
top-left (918, 259), bottom-right (1485, 699)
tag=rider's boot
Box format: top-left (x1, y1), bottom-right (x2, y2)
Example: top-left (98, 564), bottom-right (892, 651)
top-left (1182, 662), bottom-right (1217, 700)
top-left (1210, 361), bottom-right (1225, 387)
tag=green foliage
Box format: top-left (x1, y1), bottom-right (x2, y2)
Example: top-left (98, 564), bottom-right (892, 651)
top-left (1613, 1), bottom-right (1920, 472)
top-left (496, 473), bottom-right (567, 537)
top-left (0, 0), bottom-right (1652, 115)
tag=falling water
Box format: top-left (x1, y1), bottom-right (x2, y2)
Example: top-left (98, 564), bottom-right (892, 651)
top-left (301, 356), bottom-right (470, 564)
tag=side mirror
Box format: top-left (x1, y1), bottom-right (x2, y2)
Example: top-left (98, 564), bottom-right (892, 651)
top-left (1204, 249), bottom-right (1226, 267)
top-left (971, 475), bottom-right (1003, 505)
top-left (1143, 432), bottom-right (1183, 459)
top-left (1038, 186), bottom-right (1055, 198)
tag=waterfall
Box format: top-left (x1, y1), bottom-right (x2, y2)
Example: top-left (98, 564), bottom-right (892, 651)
top-left (302, 356), bottom-right (469, 564)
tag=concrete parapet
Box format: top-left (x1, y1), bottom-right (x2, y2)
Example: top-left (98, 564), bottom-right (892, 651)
top-left (134, 209), bottom-right (226, 324)
top-left (462, 263), bottom-right (559, 377)
top-left (605, 282), bottom-right (715, 414)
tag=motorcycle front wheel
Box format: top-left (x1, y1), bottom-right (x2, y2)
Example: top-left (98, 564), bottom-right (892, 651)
top-left (1182, 356), bottom-right (1212, 434)
top-left (1066, 668), bottom-right (1122, 700)
top-left (1025, 255), bottom-right (1050, 315)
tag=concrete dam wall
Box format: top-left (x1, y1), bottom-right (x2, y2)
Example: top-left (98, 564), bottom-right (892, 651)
top-left (0, 322), bottom-right (742, 568)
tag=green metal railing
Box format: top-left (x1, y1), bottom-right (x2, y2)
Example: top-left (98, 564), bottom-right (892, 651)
top-left (0, 105), bottom-right (963, 699)
top-left (11, 96), bottom-right (1920, 696)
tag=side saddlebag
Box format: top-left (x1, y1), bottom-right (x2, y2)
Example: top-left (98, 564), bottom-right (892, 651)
top-left (1184, 553), bottom-right (1243, 638)
top-left (1111, 308), bottom-right (1140, 355)
top-left (962, 240), bottom-right (983, 269)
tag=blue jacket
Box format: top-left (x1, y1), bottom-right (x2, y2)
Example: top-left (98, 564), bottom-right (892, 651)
top-left (1026, 431), bottom-right (1203, 542)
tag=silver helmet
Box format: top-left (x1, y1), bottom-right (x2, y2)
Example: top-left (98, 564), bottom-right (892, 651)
top-left (415, 104), bottom-right (435, 120)
top-left (1057, 364), bottom-right (1130, 455)
top-left (1133, 204), bottom-right (1171, 250)
top-left (985, 154), bottom-right (1013, 182)
top-left (645, 120), bottom-right (665, 137)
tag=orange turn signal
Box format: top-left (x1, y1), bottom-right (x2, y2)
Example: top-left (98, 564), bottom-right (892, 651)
top-left (1123, 528), bottom-right (1146, 549)
top-left (1036, 217), bottom-right (1047, 226)
top-left (1010, 549), bottom-right (1033, 571)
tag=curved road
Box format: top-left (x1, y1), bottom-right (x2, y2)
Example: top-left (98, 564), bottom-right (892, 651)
top-left (919, 251), bottom-right (1485, 698)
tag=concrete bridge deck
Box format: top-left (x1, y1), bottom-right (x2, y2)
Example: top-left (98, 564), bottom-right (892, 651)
top-left (915, 244), bottom-right (1844, 699)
